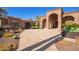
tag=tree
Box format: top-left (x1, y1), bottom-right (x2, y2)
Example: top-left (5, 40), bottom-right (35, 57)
top-left (0, 8), bottom-right (7, 18)
top-left (0, 8), bottom-right (7, 32)
top-left (35, 16), bottom-right (42, 20)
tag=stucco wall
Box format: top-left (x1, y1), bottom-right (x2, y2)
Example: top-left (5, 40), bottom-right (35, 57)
top-left (63, 12), bottom-right (79, 24)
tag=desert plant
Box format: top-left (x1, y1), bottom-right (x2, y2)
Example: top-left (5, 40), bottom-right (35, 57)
top-left (31, 23), bottom-right (40, 29)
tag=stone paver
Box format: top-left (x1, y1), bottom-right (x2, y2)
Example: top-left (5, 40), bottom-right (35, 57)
top-left (17, 29), bottom-right (61, 50)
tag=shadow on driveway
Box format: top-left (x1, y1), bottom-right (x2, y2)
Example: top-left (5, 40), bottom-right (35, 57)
top-left (21, 34), bottom-right (63, 51)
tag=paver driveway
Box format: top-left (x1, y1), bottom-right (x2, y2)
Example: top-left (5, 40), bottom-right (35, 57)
top-left (17, 29), bottom-right (61, 51)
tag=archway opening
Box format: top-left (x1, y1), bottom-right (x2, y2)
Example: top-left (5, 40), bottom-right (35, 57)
top-left (62, 16), bottom-right (75, 36)
top-left (63, 16), bottom-right (74, 24)
top-left (62, 16), bottom-right (74, 28)
top-left (25, 22), bottom-right (31, 29)
top-left (42, 19), bottom-right (46, 28)
top-left (49, 13), bottom-right (58, 28)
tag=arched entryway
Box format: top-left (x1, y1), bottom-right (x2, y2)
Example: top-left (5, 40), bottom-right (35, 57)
top-left (49, 13), bottom-right (58, 28)
top-left (62, 16), bottom-right (74, 24)
top-left (42, 19), bottom-right (46, 28)
top-left (25, 22), bottom-right (31, 29)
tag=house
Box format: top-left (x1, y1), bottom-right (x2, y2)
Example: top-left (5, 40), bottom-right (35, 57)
top-left (0, 16), bottom-right (40, 29)
top-left (39, 8), bottom-right (79, 32)
top-left (0, 8), bottom-right (79, 30)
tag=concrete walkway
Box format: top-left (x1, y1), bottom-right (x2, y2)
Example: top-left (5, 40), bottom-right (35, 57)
top-left (17, 29), bottom-right (61, 51)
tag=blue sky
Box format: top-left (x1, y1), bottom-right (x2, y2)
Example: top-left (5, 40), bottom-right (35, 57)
top-left (7, 7), bottom-right (79, 20)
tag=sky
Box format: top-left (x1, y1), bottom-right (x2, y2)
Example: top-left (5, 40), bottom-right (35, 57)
top-left (7, 7), bottom-right (79, 20)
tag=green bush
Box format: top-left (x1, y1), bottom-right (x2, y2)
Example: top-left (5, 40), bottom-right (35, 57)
top-left (32, 25), bottom-right (40, 29)
top-left (63, 23), bottom-right (79, 32)
top-left (31, 23), bottom-right (40, 29)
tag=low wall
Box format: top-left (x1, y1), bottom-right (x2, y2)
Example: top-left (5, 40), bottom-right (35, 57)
top-left (65, 32), bottom-right (79, 39)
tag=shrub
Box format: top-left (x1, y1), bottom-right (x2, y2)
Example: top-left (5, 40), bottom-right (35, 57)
top-left (63, 23), bottom-right (79, 32)
top-left (31, 23), bottom-right (40, 29)
top-left (3, 32), bottom-right (13, 38)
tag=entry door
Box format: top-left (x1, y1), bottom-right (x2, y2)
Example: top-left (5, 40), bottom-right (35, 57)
top-left (25, 23), bottom-right (31, 29)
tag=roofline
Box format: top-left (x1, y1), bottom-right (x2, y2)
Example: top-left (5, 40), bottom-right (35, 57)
top-left (64, 11), bottom-right (79, 14)
top-left (21, 20), bottom-right (40, 22)
top-left (47, 8), bottom-right (63, 12)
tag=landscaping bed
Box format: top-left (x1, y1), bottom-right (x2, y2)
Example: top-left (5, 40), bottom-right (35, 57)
top-left (55, 40), bottom-right (79, 51)
top-left (0, 27), bottom-right (20, 51)
top-left (0, 38), bottom-right (19, 51)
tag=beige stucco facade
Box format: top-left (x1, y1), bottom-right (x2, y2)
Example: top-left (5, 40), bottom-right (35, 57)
top-left (40, 8), bottom-right (79, 31)
top-left (63, 11), bottom-right (79, 25)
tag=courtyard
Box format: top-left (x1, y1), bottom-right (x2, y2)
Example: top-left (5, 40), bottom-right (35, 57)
top-left (0, 7), bottom-right (79, 51)
top-left (17, 29), bottom-right (79, 51)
